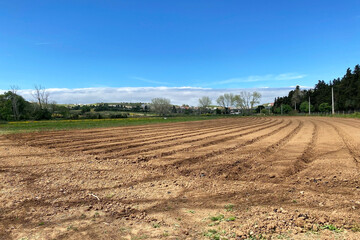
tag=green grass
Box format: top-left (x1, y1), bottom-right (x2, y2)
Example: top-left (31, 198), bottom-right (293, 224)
top-left (210, 214), bottom-right (225, 222)
top-left (225, 216), bottom-right (236, 222)
top-left (152, 223), bottom-right (160, 228)
top-left (0, 115), bottom-right (237, 134)
top-left (330, 112), bottom-right (360, 118)
top-left (320, 224), bottom-right (342, 233)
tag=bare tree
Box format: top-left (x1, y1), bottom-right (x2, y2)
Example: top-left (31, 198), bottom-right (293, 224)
top-left (217, 93), bottom-right (237, 114)
top-left (151, 98), bottom-right (171, 116)
top-left (236, 91), bottom-right (262, 113)
top-left (10, 85), bottom-right (20, 120)
top-left (217, 93), bottom-right (237, 108)
top-left (236, 91), bottom-right (251, 110)
top-left (250, 91), bottom-right (262, 109)
top-left (32, 85), bottom-right (49, 109)
top-left (198, 96), bottom-right (212, 113)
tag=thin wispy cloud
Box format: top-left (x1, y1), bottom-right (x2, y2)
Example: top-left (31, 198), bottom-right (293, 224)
top-left (2, 87), bottom-right (298, 106)
top-left (210, 73), bottom-right (307, 85)
top-left (131, 77), bottom-right (169, 85)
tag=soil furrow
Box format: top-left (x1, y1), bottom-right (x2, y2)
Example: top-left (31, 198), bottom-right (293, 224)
top-left (15, 117), bottom-right (260, 143)
top-left (283, 120), bottom-right (320, 177)
top-left (102, 119), bottom-right (286, 160)
top-left (77, 118), bottom-right (276, 155)
top-left (56, 118), bottom-right (273, 152)
top-left (321, 120), bottom-right (360, 166)
top-left (155, 119), bottom-right (294, 167)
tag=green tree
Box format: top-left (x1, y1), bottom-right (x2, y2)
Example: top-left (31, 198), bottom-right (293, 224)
top-left (0, 91), bottom-right (30, 121)
top-left (300, 101), bottom-right (314, 113)
top-left (319, 103), bottom-right (331, 113)
top-left (81, 105), bottom-right (91, 113)
top-left (282, 104), bottom-right (292, 114)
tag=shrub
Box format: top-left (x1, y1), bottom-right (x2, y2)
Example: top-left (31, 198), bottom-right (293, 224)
top-left (34, 109), bottom-right (52, 120)
top-left (319, 103), bottom-right (331, 112)
top-left (110, 113), bottom-right (128, 118)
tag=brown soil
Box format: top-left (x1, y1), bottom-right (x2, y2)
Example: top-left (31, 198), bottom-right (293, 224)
top-left (1, 117), bottom-right (360, 239)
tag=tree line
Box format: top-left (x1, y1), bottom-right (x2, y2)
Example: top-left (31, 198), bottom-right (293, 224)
top-left (273, 64), bottom-right (360, 114)
top-left (152, 91), bottom-right (262, 116)
top-left (0, 87), bottom-right (262, 121)
top-left (0, 85), bottom-right (54, 121)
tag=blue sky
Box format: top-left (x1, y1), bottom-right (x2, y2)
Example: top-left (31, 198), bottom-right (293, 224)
top-left (0, 0), bottom-right (359, 104)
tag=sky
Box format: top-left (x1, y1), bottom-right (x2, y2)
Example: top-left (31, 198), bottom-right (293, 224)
top-left (1, 0), bottom-right (359, 105)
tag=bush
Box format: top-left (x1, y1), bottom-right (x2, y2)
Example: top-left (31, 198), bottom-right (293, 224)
top-left (300, 101), bottom-right (314, 113)
top-left (34, 109), bottom-right (52, 120)
top-left (319, 103), bottom-right (331, 112)
top-left (261, 109), bottom-right (268, 115)
top-left (82, 113), bottom-right (102, 119)
top-left (110, 113), bottom-right (128, 118)
top-left (282, 104), bottom-right (293, 114)
top-left (81, 105), bottom-right (91, 113)
top-left (289, 110), bottom-right (298, 115)
top-left (70, 114), bottom-right (79, 120)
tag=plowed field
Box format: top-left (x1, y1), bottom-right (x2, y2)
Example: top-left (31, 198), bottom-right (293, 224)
top-left (1, 117), bottom-right (360, 239)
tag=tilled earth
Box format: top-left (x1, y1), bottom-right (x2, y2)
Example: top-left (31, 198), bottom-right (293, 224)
top-left (1, 116), bottom-right (360, 239)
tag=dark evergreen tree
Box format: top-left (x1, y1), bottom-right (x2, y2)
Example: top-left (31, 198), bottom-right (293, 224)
top-left (273, 64), bottom-right (360, 113)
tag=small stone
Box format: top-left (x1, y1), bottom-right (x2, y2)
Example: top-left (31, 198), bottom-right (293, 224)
top-left (279, 207), bottom-right (287, 213)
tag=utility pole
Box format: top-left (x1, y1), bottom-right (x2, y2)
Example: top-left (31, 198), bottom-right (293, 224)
top-left (281, 104), bottom-right (283, 115)
top-left (309, 96), bottom-right (311, 115)
top-left (332, 87), bottom-right (335, 115)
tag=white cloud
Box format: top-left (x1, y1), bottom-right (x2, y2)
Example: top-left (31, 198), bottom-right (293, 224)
top-left (212, 73), bottom-right (307, 85)
top-left (2, 87), bottom-right (298, 106)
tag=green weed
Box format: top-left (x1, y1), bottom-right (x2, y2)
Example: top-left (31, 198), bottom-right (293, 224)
top-left (152, 223), bottom-right (160, 228)
top-left (320, 224), bottom-right (342, 233)
top-left (210, 214), bottom-right (224, 221)
top-left (225, 216), bottom-right (236, 221)
top-left (224, 204), bottom-right (234, 212)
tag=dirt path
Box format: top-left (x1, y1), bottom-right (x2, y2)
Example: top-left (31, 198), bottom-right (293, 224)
top-left (1, 117), bottom-right (360, 239)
